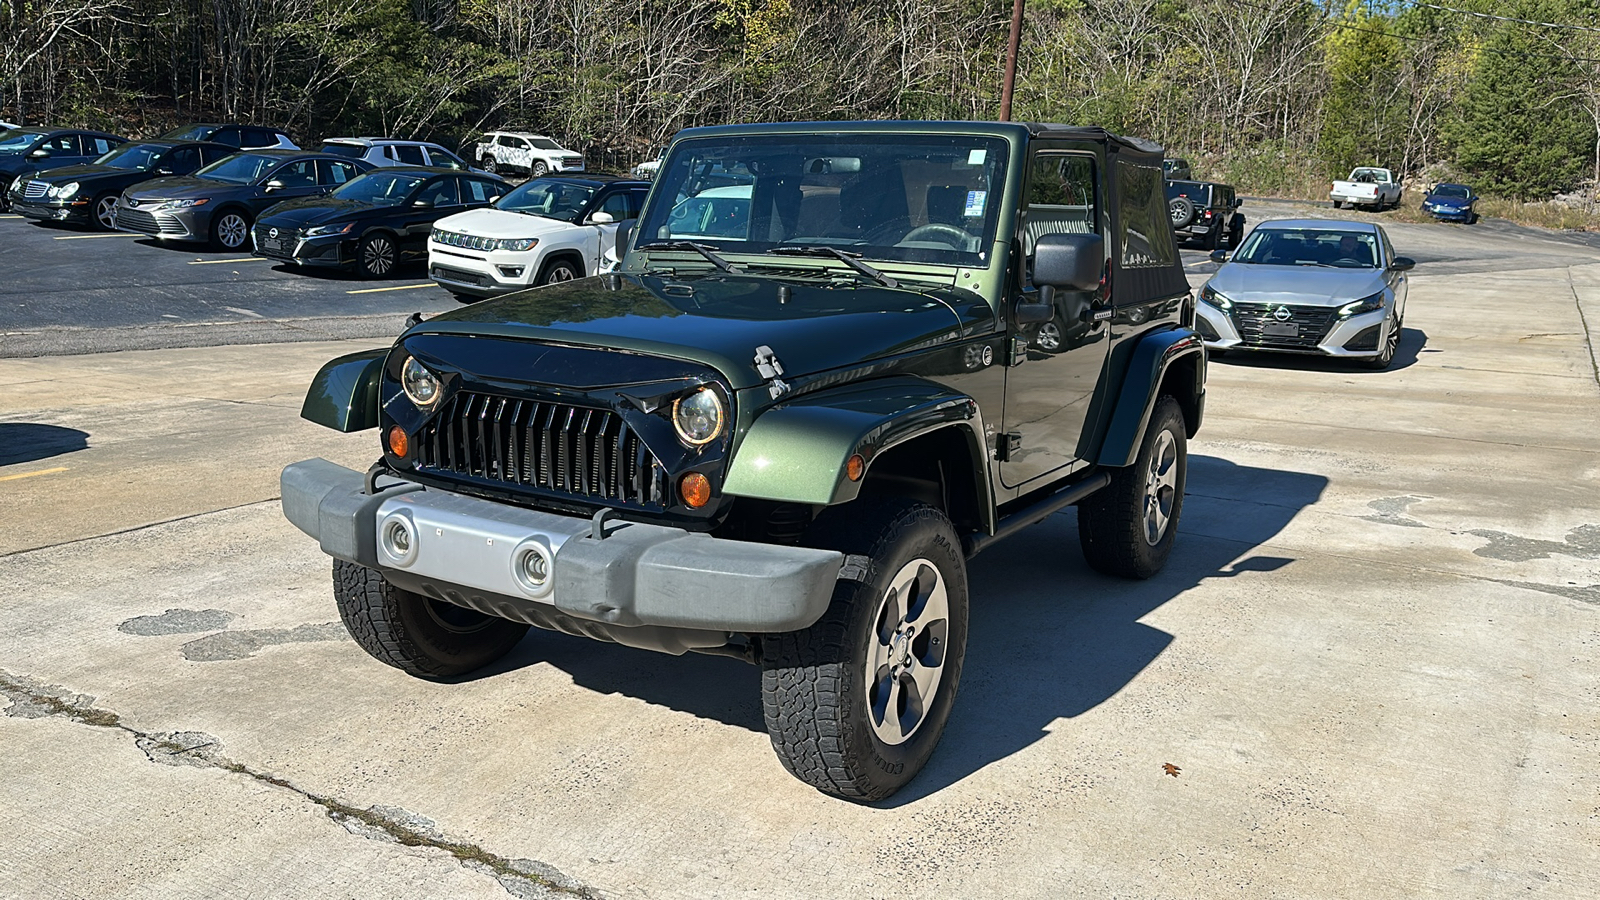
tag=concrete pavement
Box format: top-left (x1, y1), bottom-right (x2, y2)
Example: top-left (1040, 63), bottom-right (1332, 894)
top-left (1, 214), bottom-right (1598, 898)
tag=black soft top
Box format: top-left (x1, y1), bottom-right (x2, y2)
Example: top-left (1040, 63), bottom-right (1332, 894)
top-left (1027, 124), bottom-right (1166, 160)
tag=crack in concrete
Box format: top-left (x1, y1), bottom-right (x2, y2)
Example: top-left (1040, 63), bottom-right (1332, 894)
top-left (0, 498), bottom-right (280, 561)
top-left (0, 669), bottom-right (597, 899)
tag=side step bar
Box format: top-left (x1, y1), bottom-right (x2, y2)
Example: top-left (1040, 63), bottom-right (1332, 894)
top-left (962, 472), bottom-right (1112, 558)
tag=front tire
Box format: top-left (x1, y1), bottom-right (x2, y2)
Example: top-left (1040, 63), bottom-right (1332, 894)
top-left (92, 193), bottom-right (119, 231)
top-left (333, 560), bottom-right (529, 679)
top-left (1078, 396), bottom-right (1187, 579)
top-left (357, 232), bottom-right (397, 278)
top-left (536, 257), bottom-right (580, 285)
top-left (1363, 315), bottom-right (1399, 370)
top-left (760, 500), bottom-right (969, 801)
top-left (211, 210), bottom-right (251, 251)
top-left (530, 161), bottom-right (548, 178)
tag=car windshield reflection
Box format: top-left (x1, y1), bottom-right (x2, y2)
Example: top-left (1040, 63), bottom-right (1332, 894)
top-left (495, 178), bottom-right (595, 222)
top-left (1231, 228), bottom-right (1378, 268)
top-left (334, 173), bottom-right (427, 205)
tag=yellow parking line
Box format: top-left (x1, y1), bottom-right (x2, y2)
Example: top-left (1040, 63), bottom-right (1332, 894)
top-left (53, 233), bottom-right (140, 240)
top-left (0, 466), bottom-right (68, 482)
top-left (189, 257), bottom-right (270, 265)
top-left (346, 283), bottom-right (435, 295)
top-left (0, 214), bottom-right (22, 219)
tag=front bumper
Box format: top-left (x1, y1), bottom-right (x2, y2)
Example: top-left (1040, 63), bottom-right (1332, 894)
top-left (255, 230), bottom-right (352, 268)
top-left (1424, 206), bottom-right (1472, 222)
top-left (116, 201), bottom-right (207, 240)
top-left (10, 198), bottom-right (92, 224)
top-left (281, 459), bottom-right (844, 647)
top-left (1197, 300), bottom-right (1390, 357)
top-left (427, 243), bottom-right (539, 296)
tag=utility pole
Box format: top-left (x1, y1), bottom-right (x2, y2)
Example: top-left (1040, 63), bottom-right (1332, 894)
top-left (999, 0), bottom-right (1026, 121)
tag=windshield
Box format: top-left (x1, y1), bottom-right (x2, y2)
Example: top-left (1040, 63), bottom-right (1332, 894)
top-left (195, 152), bottom-right (279, 184)
top-left (318, 142), bottom-right (366, 159)
top-left (636, 133), bottom-right (1010, 266)
top-left (96, 143), bottom-right (164, 170)
top-left (1233, 228), bottom-right (1380, 268)
top-left (333, 172), bottom-right (426, 205)
top-left (0, 130), bottom-right (40, 153)
top-left (494, 178), bottom-right (596, 221)
top-left (160, 125), bottom-right (213, 142)
top-left (1433, 184), bottom-right (1470, 200)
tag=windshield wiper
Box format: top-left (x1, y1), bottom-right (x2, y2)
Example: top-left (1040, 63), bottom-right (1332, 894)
top-left (768, 245), bottom-right (898, 288)
top-left (637, 240), bottom-right (739, 273)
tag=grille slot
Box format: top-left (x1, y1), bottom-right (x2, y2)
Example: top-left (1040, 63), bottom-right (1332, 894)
top-left (1230, 302), bottom-right (1337, 349)
top-left (22, 181), bottom-right (47, 199)
top-left (415, 391), bottom-right (662, 510)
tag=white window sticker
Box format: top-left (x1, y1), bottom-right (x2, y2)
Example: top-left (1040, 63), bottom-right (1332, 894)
top-left (967, 148), bottom-right (987, 166)
top-left (964, 190), bottom-right (987, 217)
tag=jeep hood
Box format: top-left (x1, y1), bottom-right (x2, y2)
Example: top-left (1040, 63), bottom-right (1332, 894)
top-left (1209, 263), bottom-right (1387, 308)
top-left (432, 207), bottom-right (585, 239)
top-left (410, 273), bottom-right (994, 390)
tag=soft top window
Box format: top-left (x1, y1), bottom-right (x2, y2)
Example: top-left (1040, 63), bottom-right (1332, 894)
top-left (1117, 160), bottom-right (1177, 269)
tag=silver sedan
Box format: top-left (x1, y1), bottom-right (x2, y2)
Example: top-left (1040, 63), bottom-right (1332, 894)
top-left (1196, 218), bottom-right (1413, 369)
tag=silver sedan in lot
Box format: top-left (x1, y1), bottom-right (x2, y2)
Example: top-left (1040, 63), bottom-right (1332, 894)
top-left (1197, 219), bottom-right (1413, 369)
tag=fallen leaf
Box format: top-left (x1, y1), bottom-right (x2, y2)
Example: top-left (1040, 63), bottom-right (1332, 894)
top-left (1163, 763), bottom-right (1181, 777)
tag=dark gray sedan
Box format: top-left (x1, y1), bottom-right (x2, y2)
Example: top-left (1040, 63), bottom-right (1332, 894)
top-left (116, 150), bottom-right (371, 250)
top-left (1196, 219), bottom-right (1414, 369)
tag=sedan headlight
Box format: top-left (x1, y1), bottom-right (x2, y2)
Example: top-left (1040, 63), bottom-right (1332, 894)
top-left (672, 387), bottom-right (725, 446)
top-left (47, 182), bottom-right (79, 199)
top-left (401, 356), bottom-right (442, 408)
top-left (160, 197), bottom-right (209, 210)
top-left (303, 222), bottom-right (354, 237)
top-left (1338, 291), bottom-right (1387, 318)
top-left (1199, 284), bottom-right (1232, 310)
top-left (8, 175), bottom-right (22, 194)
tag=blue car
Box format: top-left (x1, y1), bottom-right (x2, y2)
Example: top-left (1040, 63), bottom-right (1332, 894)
top-left (1421, 182), bottom-right (1476, 223)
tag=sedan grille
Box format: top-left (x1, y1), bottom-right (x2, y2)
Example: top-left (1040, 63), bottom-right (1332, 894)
top-left (432, 229), bottom-right (497, 251)
top-left (414, 391), bottom-right (666, 510)
top-left (22, 181), bottom-right (47, 199)
top-left (115, 207), bottom-right (164, 235)
top-left (1230, 302), bottom-right (1338, 349)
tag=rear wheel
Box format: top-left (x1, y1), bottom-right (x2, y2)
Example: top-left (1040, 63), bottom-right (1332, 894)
top-left (92, 193), bottom-right (119, 231)
top-left (333, 560), bottom-right (529, 679)
top-left (761, 499), bottom-right (968, 801)
top-left (1332, 200), bottom-right (1344, 209)
top-left (1078, 397), bottom-right (1187, 579)
top-left (210, 210), bottom-right (250, 250)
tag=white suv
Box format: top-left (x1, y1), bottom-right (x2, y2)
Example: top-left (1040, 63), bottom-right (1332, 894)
top-left (428, 175), bottom-right (648, 300)
top-left (472, 132), bottom-right (584, 177)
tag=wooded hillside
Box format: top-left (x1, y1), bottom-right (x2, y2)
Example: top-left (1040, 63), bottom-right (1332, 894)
top-left (3, 0), bottom-right (1597, 200)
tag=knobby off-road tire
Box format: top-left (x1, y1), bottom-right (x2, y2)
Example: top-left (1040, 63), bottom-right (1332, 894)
top-left (760, 499), bottom-right (969, 802)
top-left (333, 560), bottom-right (529, 679)
top-left (1078, 396), bottom-right (1188, 579)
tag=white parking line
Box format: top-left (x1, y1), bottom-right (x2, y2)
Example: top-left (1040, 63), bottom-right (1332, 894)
top-left (222, 307), bottom-right (264, 318)
top-left (188, 257), bottom-right (269, 265)
top-left (53, 233), bottom-right (140, 240)
top-left (346, 283), bottom-right (435, 295)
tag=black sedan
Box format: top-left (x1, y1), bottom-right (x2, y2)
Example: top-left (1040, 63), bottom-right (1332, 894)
top-left (8, 140), bottom-right (232, 230)
top-left (1, 127), bottom-right (126, 210)
top-left (116, 150), bottom-right (371, 250)
top-left (253, 168), bottom-right (506, 277)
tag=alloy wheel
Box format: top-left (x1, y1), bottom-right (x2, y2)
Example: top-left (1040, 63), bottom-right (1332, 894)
top-left (865, 558), bottom-right (951, 746)
top-left (217, 214), bottom-right (248, 249)
top-left (362, 237), bottom-right (396, 277)
top-left (1036, 320), bottom-right (1064, 352)
top-left (1142, 429), bottom-right (1179, 545)
top-left (544, 264), bottom-right (577, 284)
top-left (95, 196), bottom-right (118, 230)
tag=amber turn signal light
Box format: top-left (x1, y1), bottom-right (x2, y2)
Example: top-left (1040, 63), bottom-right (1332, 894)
top-left (846, 454), bottom-right (866, 482)
top-left (387, 426), bottom-right (409, 458)
top-left (680, 472), bottom-right (711, 508)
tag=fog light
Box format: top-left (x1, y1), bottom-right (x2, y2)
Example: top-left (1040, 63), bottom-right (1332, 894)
top-left (378, 513), bottom-right (418, 566)
top-left (387, 426), bottom-right (409, 457)
top-left (680, 472), bottom-right (711, 508)
top-left (510, 539), bottom-right (555, 597)
top-left (496, 265), bottom-right (524, 277)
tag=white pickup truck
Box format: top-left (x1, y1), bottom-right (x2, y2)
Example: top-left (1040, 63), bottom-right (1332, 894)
top-left (1330, 167), bottom-right (1402, 210)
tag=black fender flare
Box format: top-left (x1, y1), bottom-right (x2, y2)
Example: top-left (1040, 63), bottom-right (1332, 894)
top-left (1092, 328), bottom-right (1206, 467)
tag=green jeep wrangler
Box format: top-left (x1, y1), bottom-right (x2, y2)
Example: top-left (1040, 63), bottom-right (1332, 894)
top-left (282, 121), bottom-right (1205, 801)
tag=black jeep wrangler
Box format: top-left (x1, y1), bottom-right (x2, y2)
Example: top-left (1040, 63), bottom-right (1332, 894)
top-left (1167, 179), bottom-right (1245, 250)
top-left (282, 121), bottom-right (1205, 801)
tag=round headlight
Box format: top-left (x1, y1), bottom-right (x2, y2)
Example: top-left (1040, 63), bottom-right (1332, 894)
top-left (672, 387), bottom-right (725, 446)
top-left (401, 356), bottom-right (441, 408)
top-left (49, 182), bottom-right (79, 199)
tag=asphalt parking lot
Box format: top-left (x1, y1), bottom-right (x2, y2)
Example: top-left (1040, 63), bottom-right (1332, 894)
top-left (2, 203), bottom-right (1599, 898)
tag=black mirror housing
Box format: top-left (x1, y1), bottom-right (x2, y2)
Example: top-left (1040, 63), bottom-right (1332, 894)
top-left (615, 221), bottom-right (633, 260)
top-left (1390, 256), bottom-right (1416, 271)
top-left (1033, 232), bottom-right (1104, 292)
top-left (1209, 249), bottom-right (1229, 263)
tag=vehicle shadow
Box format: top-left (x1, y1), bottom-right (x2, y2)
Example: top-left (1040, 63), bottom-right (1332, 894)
top-left (1213, 326), bottom-right (1428, 372)
top-left (472, 455), bottom-right (1328, 801)
top-left (270, 261), bottom-right (429, 283)
top-left (0, 423), bottom-right (90, 466)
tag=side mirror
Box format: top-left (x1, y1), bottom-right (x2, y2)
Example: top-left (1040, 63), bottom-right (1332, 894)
top-left (1033, 232), bottom-right (1105, 292)
top-left (153, 167), bottom-right (174, 176)
top-left (263, 179), bottom-right (284, 192)
top-left (588, 210), bottom-right (615, 225)
top-left (1209, 249), bottom-right (1229, 263)
top-left (1234, 198), bottom-right (1244, 209)
top-left (615, 221), bottom-right (633, 258)
top-left (412, 199), bottom-right (433, 208)
top-left (1390, 256), bottom-right (1415, 271)
top-left (28, 148), bottom-right (47, 159)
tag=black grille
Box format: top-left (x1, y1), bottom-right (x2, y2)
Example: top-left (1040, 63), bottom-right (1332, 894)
top-left (1231, 302), bottom-right (1337, 349)
top-left (430, 264), bottom-right (490, 287)
top-left (117, 207), bottom-right (162, 234)
top-left (414, 391), bottom-right (665, 509)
